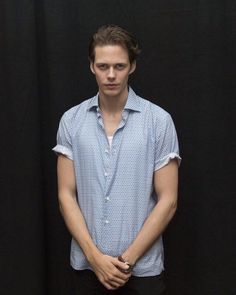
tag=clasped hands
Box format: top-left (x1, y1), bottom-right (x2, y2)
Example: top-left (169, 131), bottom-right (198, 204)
top-left (90, 253), bottom-right (133, 290)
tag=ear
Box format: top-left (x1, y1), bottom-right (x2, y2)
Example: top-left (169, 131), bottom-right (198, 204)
top-left (90, 62), bottom-right (95, 74)
top-left (129, 61), bottom-right (136, 75)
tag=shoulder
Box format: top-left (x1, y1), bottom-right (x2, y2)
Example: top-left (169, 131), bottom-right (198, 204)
top-left (60, 95), bottom-right (96, 125)
top-left (62, 97), bottom-right (93, 120)
top-left (58, 96), bottom-right (96, 136)
top-left (137, 94), bottom-right (172, 124)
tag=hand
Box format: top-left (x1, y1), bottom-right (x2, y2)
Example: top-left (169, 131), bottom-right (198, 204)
top-left (89, 253), bottom-right (131, 290)
top-left (121, 250), bottom-right (137, 268)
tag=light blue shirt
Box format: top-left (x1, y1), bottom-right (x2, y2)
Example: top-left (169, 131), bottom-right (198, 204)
top-left (53, 87), bottom-right (181, 276)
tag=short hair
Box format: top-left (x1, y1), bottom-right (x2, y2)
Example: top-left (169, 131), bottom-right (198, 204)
top-left (89, 24), bottom-right (141, 64)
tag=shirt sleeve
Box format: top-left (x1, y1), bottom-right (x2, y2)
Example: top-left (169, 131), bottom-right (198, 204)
top-left (154, 114), bottom-right (181, 171)
top-left (52, 112), bottom-right (73, 160)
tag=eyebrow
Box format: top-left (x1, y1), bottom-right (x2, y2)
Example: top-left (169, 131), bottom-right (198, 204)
top-left (95, 62), bottom-right (128, 65)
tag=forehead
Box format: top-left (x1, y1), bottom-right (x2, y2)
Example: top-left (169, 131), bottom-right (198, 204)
top-left (94, 45), bottom-right (129, 63)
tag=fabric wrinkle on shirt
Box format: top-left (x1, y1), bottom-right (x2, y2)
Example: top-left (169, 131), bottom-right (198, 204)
top-left (52, 87), bottom-right (181, 277)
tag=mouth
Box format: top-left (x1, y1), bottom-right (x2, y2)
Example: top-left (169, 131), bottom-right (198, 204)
top-left (104, 84), bottom-right (119, 88)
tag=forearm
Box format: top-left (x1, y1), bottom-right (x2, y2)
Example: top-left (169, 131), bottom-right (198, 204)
top-left (122, 196), bottom-right (177, 265)
top-left (58, 190), bottom-right (100, 262)
top-left (56, 156), bottom-right (130, 290)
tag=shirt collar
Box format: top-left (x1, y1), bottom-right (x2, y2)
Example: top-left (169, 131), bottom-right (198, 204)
top-left (87, 86), bottom-right (141, 112)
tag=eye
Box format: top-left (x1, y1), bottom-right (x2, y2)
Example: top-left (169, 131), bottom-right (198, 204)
top-left (97, 64), bottom-right (108, 70)
top-left (116, 64), bottom-right (126, 70)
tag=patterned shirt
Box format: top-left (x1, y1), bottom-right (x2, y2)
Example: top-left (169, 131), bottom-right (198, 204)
top-left (53, 87), bottom-right (181, 276)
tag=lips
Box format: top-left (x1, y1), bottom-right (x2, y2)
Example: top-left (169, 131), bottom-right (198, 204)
top-left (105, 84), bottom-right (118, 87)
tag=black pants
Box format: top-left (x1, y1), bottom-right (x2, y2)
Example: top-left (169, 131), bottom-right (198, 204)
top-left (72, 269), bottom-right (166, 295)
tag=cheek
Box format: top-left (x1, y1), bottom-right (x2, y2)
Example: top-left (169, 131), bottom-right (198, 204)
top-left (121, 73), bottom-right (130, 81)
top-left (95, 74), bottom-right (104, 82)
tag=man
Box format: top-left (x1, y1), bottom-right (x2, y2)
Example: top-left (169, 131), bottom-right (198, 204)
top-left (53, 25), bottom-right (181, 295)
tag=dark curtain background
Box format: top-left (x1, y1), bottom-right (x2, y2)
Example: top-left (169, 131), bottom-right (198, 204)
top-left (1, 1), bottom-right (235, 294)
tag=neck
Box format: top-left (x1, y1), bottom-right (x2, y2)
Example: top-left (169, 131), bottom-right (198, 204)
top-left (99, 86), bottom-right (129, 114)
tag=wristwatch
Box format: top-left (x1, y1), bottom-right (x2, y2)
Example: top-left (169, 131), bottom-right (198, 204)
top-left (118, 255), bottom-right (134, 273)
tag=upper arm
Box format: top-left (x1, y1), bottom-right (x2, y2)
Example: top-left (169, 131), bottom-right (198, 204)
top-left (57, 154), bottom-right (77, 199)
top-left (153, 113), bottom-right (180, 204)
top-left (154, 159), bottom-right (178, 203)
top-left (53, 112), bottom-right (73, 160)
top-left (154, 114), bottom-right (181, 171)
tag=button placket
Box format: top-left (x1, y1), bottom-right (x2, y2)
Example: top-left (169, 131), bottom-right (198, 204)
top-left (99, 109), bottom-right (130, 250)
top-left (105, 196), bottom-right (110, 202)
top-left (96, 108), bottom-right (112, 249)
top-left (103, 136), bottom-right (111, 236)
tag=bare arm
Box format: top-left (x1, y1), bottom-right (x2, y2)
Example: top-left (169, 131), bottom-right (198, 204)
top-left (56, 154), bottom-right (130, 290)
top-left (122, 159), bottom-right (178, 266)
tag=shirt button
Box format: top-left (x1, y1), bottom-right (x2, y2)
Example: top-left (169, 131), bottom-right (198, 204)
top-left (105, 196), bottom-right (110, 202)
top-left (104, 172), bottom-right (108, 177)
top-left (105, 149), bottom-right (109, 153)
top-left (105, 220), bottom-right (109, 224)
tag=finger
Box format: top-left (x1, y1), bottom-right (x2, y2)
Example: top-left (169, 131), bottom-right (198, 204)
top-left (104, 283), bottom-right (117, 290)
top-left (115, 269), bottom-right (131, 280)
top-left (108, 279), bottom-right (126, 289)
top-left (113, 259), bottom-right (130, 272)
top-left (103, 281), bottom-right (120, 290)
top-left (110, 277), bottom-right (128, 286)
top-left (103, 271), bottom-right (129, 288)
top-left (100, 277), bottom-right (117, 290)
top-left (110, 282), bottom-right (120, 289)
top-left (106, 271), bottom-right (129, 284)
top-left (112, 265), bottom-right (132, 279)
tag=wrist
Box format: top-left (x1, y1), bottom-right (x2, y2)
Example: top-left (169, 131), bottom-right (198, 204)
top-left (85, 245), bottom-right (102, 265)
top-left (121, 249), bottom-right (138, 266)
top-left (118, 255), bottom-right (134, 273)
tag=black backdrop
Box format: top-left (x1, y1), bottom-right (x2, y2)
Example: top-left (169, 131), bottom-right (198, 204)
top-left (1, 1), bottom-right (236, 295)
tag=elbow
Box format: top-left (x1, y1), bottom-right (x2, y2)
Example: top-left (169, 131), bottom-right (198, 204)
top-left (172, 199), bottom-right (177, 211)
top-left (164, 197), bottom-right (177, 218)
top-left (172, 202), bottom-right (177, 215)
top-left (170, 200), bottom-right (177, 218)
top-left (59, 202), bottom-right (64, 214)
top-left (58, 199), bottom-right (66, 217)
top-left (58, 192), bottom-right (67, 215)
top-left (58, 190), bottom-right (77, 216)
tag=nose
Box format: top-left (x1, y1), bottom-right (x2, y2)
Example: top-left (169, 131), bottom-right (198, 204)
top-left (107, 67), bottom-right (115, 80)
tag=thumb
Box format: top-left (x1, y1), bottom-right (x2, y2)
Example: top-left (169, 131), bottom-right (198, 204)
top-left (113, 258), bottom-right (130, 271)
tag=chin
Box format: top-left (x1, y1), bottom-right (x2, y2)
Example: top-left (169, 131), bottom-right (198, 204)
top-left (103, 89), bottom-right (121, 96)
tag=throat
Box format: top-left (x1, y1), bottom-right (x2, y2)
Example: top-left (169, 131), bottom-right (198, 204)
top-left (102, 111), bottom-right (122, 136)
top-left (98, 87), bottom-right (129, 113)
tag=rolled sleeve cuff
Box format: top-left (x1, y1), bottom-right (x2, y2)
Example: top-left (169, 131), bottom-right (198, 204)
top-left (52, 144), bottom-right (73, 160)
top-left (154, 152), bottom-right (181, 171)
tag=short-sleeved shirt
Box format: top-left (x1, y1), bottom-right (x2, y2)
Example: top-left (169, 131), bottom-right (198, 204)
top-left (53, 87), bottom-right (181, 276)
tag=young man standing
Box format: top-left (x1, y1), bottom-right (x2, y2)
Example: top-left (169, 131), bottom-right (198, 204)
top-left (53, 25), bottom-right (181, 295)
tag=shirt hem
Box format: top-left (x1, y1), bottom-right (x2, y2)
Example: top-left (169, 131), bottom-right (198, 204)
top-left (70, 261), bottom-right (164, 277)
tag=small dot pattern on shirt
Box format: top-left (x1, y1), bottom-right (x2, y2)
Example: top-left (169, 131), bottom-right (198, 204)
top-left (52, 87), bottom-right (181, 276)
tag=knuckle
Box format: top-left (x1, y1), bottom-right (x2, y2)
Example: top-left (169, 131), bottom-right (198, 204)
top-left (113, 269), bottom-right (119, 276)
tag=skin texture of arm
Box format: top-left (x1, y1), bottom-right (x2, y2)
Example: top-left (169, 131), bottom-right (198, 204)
top-left (56, 154), bottom-right (130, 290)
top-left (121, 159), bottom-right (179, 266)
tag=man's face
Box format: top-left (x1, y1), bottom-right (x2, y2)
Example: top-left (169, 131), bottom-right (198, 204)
top-left (90, 45), bottom-right (136, 98)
